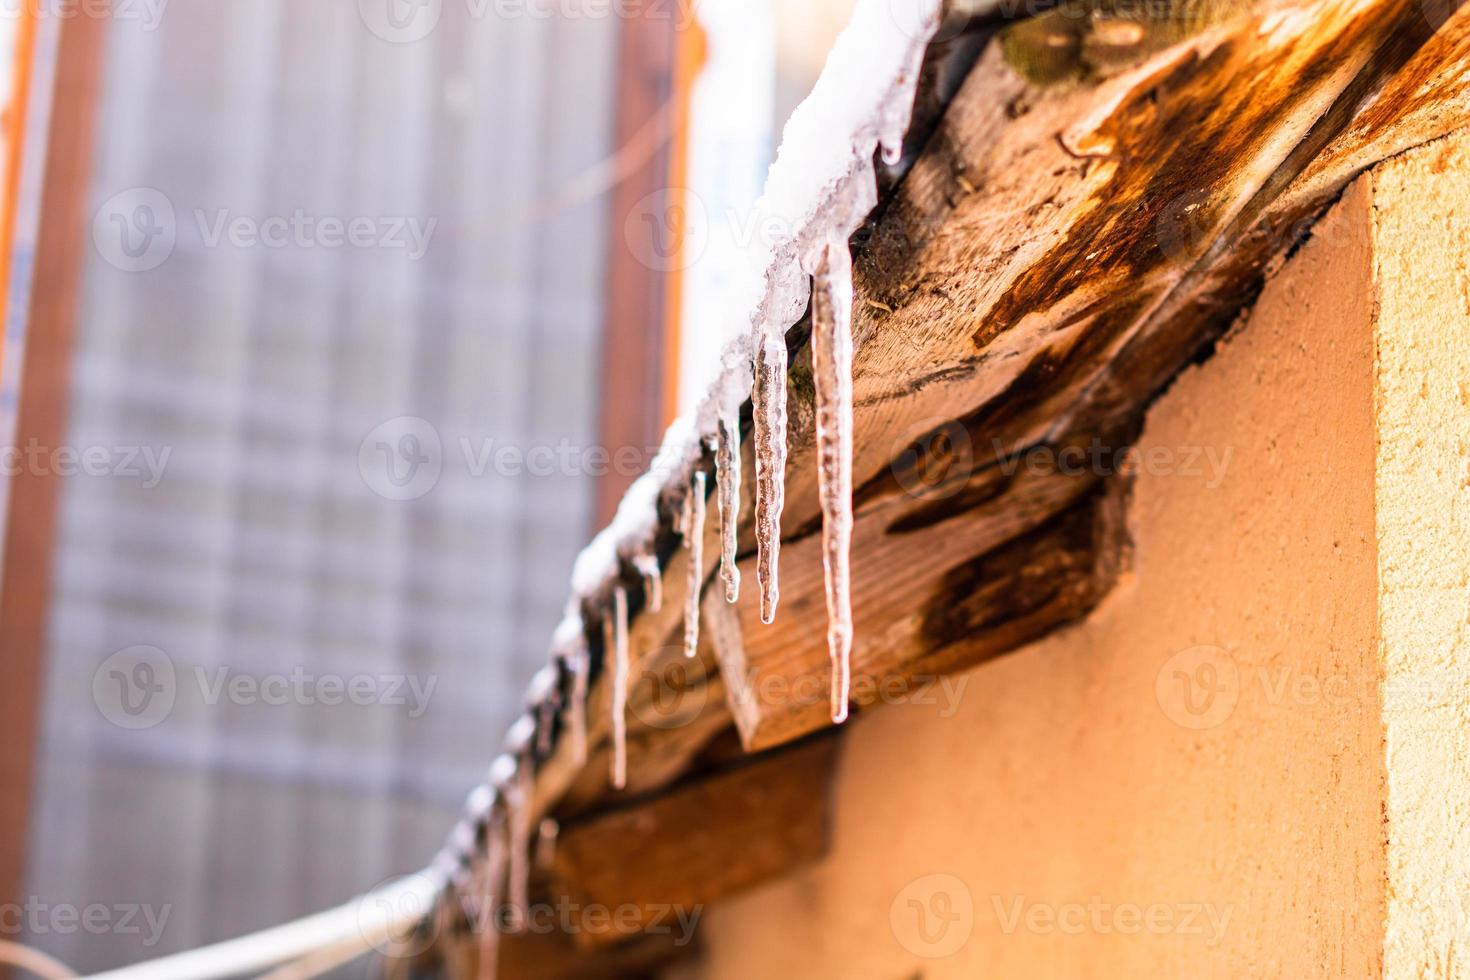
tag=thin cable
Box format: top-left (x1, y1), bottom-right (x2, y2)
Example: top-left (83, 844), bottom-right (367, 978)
top-left (77, 870), bottom-right (444, 980)
top-left (0, 939), bottom-right (77, 979)
top-left (252, 936), bottom-right (371, 980)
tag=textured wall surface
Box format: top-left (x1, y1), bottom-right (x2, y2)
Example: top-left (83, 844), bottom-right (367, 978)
top-left (1372, 131), bottom-right (1470, 978)
top-left (674, 169), bottom-right (1391, 977)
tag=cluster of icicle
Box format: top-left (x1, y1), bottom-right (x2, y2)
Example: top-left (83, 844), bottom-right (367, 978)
top-left (427, 2), bottom-right (940, 974)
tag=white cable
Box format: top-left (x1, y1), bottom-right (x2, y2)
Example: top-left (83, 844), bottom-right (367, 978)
top-left (78, 870), bottom-right (445, 980)
top-left (0, 938), bottom-right (78, 979)
top-left (250, 932), bottom-right (380, 980)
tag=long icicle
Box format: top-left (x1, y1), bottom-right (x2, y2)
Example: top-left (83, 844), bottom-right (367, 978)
top-left (752, 327), bottom-right (787, 623)
top-left (716, 408), bottom-right (741, 603)
top-left (530, 666), bottom-right (558, 758)
top-left (608, 586), bottom-right (629, 790)
top-left (535, 699), bottom-right (555, 758)
top-left (683, 471), bottom-right (706, 658)
top-left (812, 241), bottom-right (854, 724)
top-left (507, 758), bottom-right (533, 931)
top-left (568, 643), bottom-right (588, 768)
top-left (476, 812), bottom-right (508, 980)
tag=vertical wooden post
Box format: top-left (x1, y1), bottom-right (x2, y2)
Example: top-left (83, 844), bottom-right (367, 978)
top-left (0, 1), bottom-right (37, 382)
top-left (0, 5), bottom-right (108, 950)
top-left (595, 7), bottom-right (684, 528)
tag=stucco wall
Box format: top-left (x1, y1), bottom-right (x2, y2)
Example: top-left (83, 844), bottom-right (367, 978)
top-left (673, 175), bottom-right (1390, 977)
top-left (1373, 133), bottom-right (1470, 978)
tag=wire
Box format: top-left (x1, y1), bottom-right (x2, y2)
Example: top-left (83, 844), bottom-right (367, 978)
top-left (251, 935), bottom-right (377, 980)
top-left (0, 939), bottom-right (77, 979)
top-left (75, 870), bottom-right (445, 980)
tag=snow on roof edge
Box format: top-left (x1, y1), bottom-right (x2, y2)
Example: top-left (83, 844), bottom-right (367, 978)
top-left (564, 0), bottom-right (940, 627)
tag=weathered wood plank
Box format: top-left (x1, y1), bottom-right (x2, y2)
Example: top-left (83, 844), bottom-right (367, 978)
top-left (723, 465), bottom-right (1129, 749)
top-left (389, 918), bottom-right (697, 980)
top-left (546, 736), bottom-right (838, 949)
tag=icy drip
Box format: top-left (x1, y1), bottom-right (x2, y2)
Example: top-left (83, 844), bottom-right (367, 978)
top-left (812, 241), bottom-right (855, 724)
top-left (535, 701), bottom-right (554, 757)
top-left (716, 409), bottom-right (741, 603)
top-left (684, 471), bottom-right (707, 658)
top-left (568, 644), bottom-right (589, 768)
top-left (529, 665), bottom-right (558, 758)
top-left (608, 586), bottom-right (630, 790)
top-left (633, 553), bottom-right (662, 613)
top-left (432, 887), bottom-right (454, 957)
top-left (477, 814), bottom-right (508, 980)
top-left (507, 760), bottom-right (534, 929)
top-left (752, 327), bottom-right (788, 624)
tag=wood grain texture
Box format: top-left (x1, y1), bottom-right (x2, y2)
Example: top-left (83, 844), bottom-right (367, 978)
top-left (547, 736), bottom-right (837, 948)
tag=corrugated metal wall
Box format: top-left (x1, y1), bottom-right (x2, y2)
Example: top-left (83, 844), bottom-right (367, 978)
top-left (24, 1), bottom-right (616, 972)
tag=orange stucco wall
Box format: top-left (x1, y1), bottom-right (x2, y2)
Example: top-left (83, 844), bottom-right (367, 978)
top-left (674, 175), bottom-right (1391, 977)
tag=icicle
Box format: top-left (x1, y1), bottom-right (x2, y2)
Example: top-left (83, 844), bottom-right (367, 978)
top-left (716, 408), bottom-right (741, 603)
top-left (527, 665), bottom-right (558, 758)
top-left (608, 586), bottom-right (629, 790)
top-left (812, 241), bottom-right (855, 724)
top-left (431, 881), bottom-right (454, 955)
top-left (477, 811), bottom-right (508, 980)
top-left (633, 552), bottom-right (662, 613)
top-left (683, 471), bottom-right (706, 658)
top-left (567, 644), bottom-right (588, 768)
top-left (535, 700), bottom-right (555, 757)
top-left (449, 818), bottom-right (477, 871)
top-left (507, 757), bottom-right (533, 931)
top-left (436, 844), bottom-right (469, 901)
top-left (464, 784), bottom-right (493, 826)
top-left (753, 326), bottom-right (788, 624)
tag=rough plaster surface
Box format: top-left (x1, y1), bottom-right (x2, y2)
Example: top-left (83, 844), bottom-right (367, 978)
top-left (673, 173), bottom-right (1391, 976)
top-left (1372, 131), bottom-right (1470, 979)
